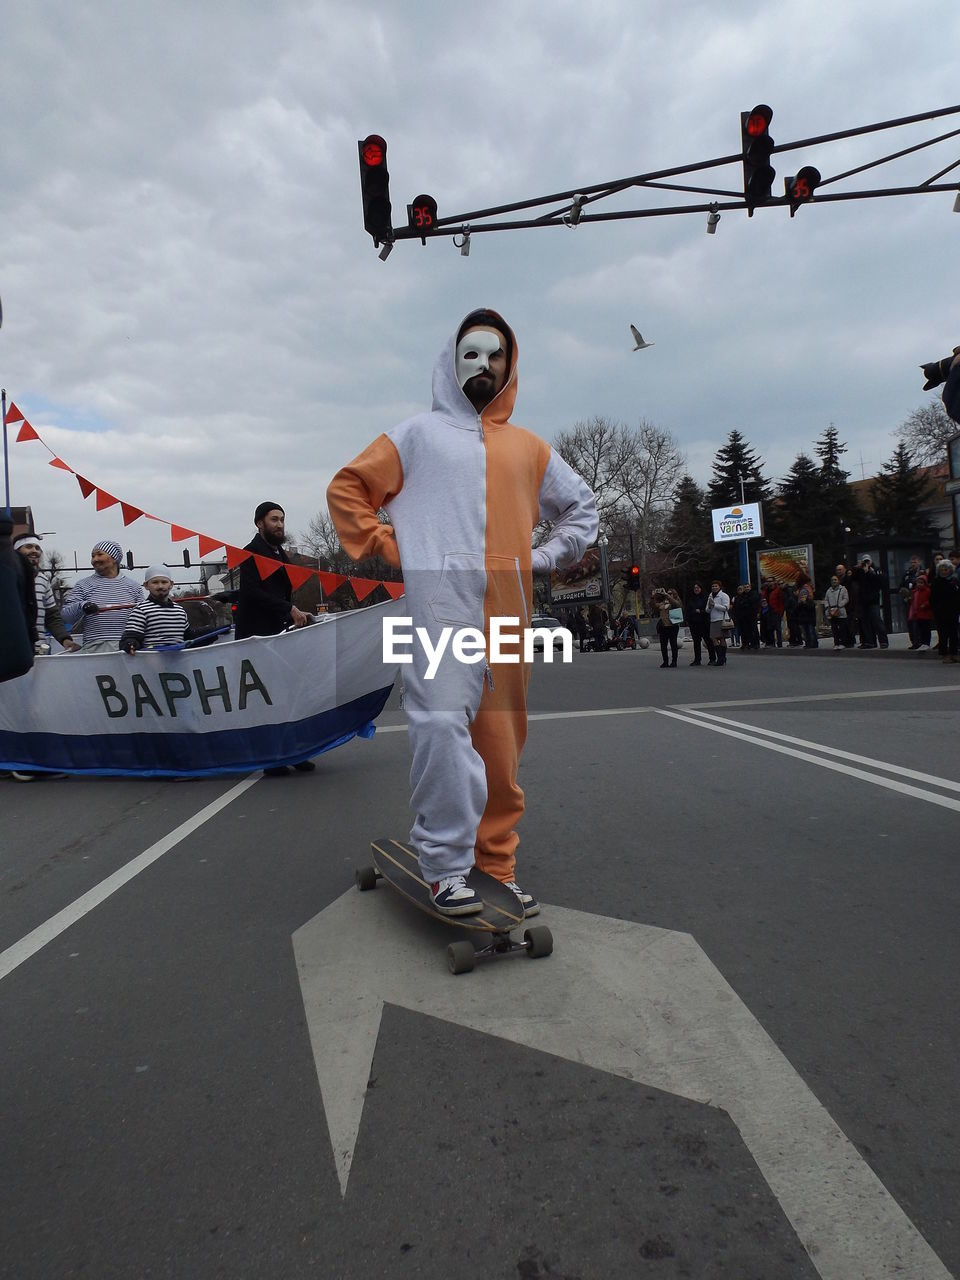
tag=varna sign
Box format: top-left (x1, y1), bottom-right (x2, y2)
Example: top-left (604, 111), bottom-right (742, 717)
top-left (711, 501), bottom-right (764, 543)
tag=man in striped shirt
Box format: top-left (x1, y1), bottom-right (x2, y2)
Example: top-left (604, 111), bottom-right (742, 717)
top-left (119, 567), bottom-right (189, 653)
top-left (61, 541), bottom-right (143, 652)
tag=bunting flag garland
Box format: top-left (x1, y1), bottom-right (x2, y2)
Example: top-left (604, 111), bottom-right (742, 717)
top-left (9, 401), bottom-right (403, 605)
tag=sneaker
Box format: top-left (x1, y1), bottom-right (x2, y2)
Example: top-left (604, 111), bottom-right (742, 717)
top-left (263, 765), bottom-right (291, 777)
top-left (12, 771), bottom-right (38, 782)
top-left (504, 880), bottom-right (540, 917)
top-left (293, 760), bottom-right (316, 772)
top-left (430, 875), bottom-right (483, 916)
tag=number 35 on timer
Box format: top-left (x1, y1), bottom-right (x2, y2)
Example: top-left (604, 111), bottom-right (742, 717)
top-left (407, 194), bottom-right (438, 242)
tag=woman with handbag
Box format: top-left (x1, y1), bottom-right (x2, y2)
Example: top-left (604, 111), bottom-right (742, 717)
top-left (705, 579), bottom-right (732, 666)
top-left (652, 587), bottom-right (683, 668)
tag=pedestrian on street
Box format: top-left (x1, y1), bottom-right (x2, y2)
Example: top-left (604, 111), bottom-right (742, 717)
top-left (823, 575), bottom-right (850, 647)
top-left (705, 580), bottom-right (731, 666)
top-left (685, 582), bottom-right (709, 665)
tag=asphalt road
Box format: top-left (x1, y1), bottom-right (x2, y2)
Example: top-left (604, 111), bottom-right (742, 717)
top-left (2, 640), bottom-right (958, 1280)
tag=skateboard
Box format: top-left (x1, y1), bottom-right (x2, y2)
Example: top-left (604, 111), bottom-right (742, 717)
top-left (356, 837), bottom-right (553, 975)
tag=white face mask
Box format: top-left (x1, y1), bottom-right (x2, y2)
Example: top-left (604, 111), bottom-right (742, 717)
top-left (455, 329), bottom-right (503, 389)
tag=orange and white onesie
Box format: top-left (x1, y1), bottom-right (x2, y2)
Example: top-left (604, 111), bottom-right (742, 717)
top-left (327, 311), bottom-right (597, 884)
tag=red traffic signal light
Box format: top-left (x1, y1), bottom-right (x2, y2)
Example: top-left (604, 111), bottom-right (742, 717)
top-left (407, 193), bottom-right (438, 240)
top-left (358, 134), bottom-right (393, 247)
top-left (626, 565), bottom-right (640, 589)
top-left (740, 104), bottom-right (775, 215)
top-left (784, 166), bottom-right (821, 216)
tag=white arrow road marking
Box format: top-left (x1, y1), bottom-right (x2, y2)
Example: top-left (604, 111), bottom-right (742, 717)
top-left (293, 890), bottom-right (951, 1280)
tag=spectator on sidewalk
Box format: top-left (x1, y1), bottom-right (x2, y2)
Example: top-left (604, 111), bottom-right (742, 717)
top-left (907, 572), bottom-right (934, 651)
top-left (685, 582), bottom-right (709, 666)
top-left (823, 575), bottom-right (850, 648)
top-left (796, 585), bottom-right (819, 648)
top-left (854, 558), bottom-right (889, 649)
top-left (760, 578), bottom-right (784, 647)
top-left (931, 560), bottom-right (960, 662)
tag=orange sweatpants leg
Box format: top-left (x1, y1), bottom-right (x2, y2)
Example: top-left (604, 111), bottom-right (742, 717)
top-left (469, 661), bottom-right (530, 882)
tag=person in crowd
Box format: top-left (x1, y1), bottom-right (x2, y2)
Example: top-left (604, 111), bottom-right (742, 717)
top-left (855, 557), bottom-right (889, 649)
top-left (705, 579), bottom-right (731, 666)
top-left (60, 541), bottom-right (143, 653)
top-left (571, 607), bottom-right (589, 652)
top-left (14, 535), bottom-right (79, 652)
top-left (899, 554), bottom-right (924, 649)
top-left (587, 602), bottom-right (608, 652)
top-left (796, 584), bottom-right (819, 648)
top-left (783, 581), bottom-right (802, 646)
top-left (0, 513), bottom-right (36, 688)
top-left (835, 564), bottom-right (858, 647)
top-left (234, 503), bottom-right (315, 776)
top-left (685, 581), bottom-right (709, 666)
top-left (823, 574), bottom-right (850, 647)
top-left (651, 586), bottom-right (682, 668)
top-left (930, 560), bottom-right (960, 662)
top-left (327, 308), bottom-right (597, 917)
top-left (760, 577), bottom-right (784, 647)
top-left (732, 583), bottom-right (760, 651)
top-left (941, 347), bottom-right (960, 422)
top-left (907, 572), bottom-right (934, 651)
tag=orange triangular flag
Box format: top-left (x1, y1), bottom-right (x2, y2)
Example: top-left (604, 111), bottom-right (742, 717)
top-left (254, 553), bottom-right (283, 581)
top-left (49, 457), bottom-right (74, 472)
top-left (77, 476), bottom-right (95, 499)
top-left (225, 545), bottom-right (252, 569)
top-left (318, 572), bottom-right (346, 595)
top-left (95, 488), bottom-right (119, 511)
top-left (197, 535), bottom-right (223, 558)
top-left (170, 525), bottom-right (196, 543)
top-left (382, 581), bottom-right (405, 600)
top-left (350, 577), bottom-right (381, 602)
top-left (4, 401), bottom-right (24, 425)
top-left (285, 563), bottom-right (315, 591)
top-left (16, 421), bottom-right (40, 442)
top-left (121, 503), bottom-right (144, 526)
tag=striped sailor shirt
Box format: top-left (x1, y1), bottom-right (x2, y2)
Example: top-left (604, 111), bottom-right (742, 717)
top-left (121, 598), bottom-right (189, 650)
top-left (61, 573), bottom-right (145, 647)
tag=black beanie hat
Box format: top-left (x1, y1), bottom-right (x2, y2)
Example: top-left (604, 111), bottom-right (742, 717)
top-left (254, 501), bottom-right (284, 524)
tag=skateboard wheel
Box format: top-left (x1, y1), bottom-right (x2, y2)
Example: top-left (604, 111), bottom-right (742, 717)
top-left (523, 925), bottom-right (553, 959)
top-left (447, 940), bottom-right (476, 975)
top-left (356, 865), bottom-right (378, 891)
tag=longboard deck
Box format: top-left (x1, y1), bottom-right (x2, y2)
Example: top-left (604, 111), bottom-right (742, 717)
top-left (369, 837), bottom-right (524, 933)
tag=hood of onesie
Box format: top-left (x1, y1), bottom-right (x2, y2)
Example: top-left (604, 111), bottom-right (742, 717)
top-left (431, 308), bottom-right (518, 427)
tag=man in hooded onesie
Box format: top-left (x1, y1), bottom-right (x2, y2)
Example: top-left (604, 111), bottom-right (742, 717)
top-left (327, 309), bottom-right (598, 916)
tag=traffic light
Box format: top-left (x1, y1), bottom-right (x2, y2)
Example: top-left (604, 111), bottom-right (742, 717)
top-left (358, 134), bottom-right (393, 247)
top-left (407, 193), bottom-right (438, 238)
top-left (626, 565), bottom-right (640, 590)
top-left (740, 105), bottom-right (775, 214)
top-left (784, 166), bottom-right (821, 216)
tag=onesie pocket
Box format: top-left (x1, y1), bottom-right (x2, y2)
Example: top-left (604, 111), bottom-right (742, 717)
top-left (429, 553), bottom-right (486, 629)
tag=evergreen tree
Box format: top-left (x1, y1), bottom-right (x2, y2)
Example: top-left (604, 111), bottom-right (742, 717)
top-left (769, 453), bottom-right (825, 547)
top-left (708, 430), bottom-right (773, 509)
top-left (812, 423), bottom-right (865, 573)
top-left (660, 475), bottom-right (713, 589)
top-left (870, 443), bottom-right (935, 537)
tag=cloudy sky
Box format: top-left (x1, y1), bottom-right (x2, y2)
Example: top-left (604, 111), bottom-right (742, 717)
top-left (2, 0), bottom-right (958, 580)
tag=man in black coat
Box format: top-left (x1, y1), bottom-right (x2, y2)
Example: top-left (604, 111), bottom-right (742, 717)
top-left (234, 501), bottom-right (314, 775)
top-left (235, 502), bottom-right (311, 640)
top-left (943, 349), bottom-right (960, 424)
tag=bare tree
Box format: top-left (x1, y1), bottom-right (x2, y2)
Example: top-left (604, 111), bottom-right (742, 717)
top-left (611, 421), bottom-right (686, 590)
top-left (43, 548), bottom-right (70, 603)
top-left (896, 400), bottom-right (955, 467)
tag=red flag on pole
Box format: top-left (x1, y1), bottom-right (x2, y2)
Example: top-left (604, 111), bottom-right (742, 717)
top-left (198, 535), bottom-right (223, 557)
top-left (254, 554), bottom-right (283, 581)
top-left (76, 476), bottom-right (96, 499)
top-left (170, 525), bottom-right (196, 543)
top-left (4, 401), bottom-right (24, 425)
top-left (16, 421), bottom-right (40, 442)
top-left (95, 488), bottom-right (119, 511)
top-left (225, 545), bottom-right (252, 569)
top-left (120, 503), bottom-right (144, 526)
top-left (284, 563), bottom-right (315, 591)
top-left (49, 457), bottom-right (74, 472)
top-left (350, 577), bottom-right (381, 602)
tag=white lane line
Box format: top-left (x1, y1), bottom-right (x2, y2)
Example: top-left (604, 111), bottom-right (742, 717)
top-left (685, 709), bottom-right (960, 794)
top-left (375, 707), bottom-right (657, 734)
top-left (0, 774), bottom-right (261, 983)
top-left (680, 683), bottom-right (960, 710)
top-left (653, 708), bottom-right (960, 813)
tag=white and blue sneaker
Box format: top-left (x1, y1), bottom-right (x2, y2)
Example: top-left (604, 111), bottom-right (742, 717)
top-left (430, 875), bottom-right (483, 916)
top-left (505, 880), bottom-right (540, 917)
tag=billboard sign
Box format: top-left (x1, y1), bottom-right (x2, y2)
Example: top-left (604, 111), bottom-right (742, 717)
top-left (711, 502), bottom-right (763, 542)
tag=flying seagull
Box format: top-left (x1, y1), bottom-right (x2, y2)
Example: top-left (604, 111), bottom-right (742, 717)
top-left (630, 325), bottom-right (654, 351)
